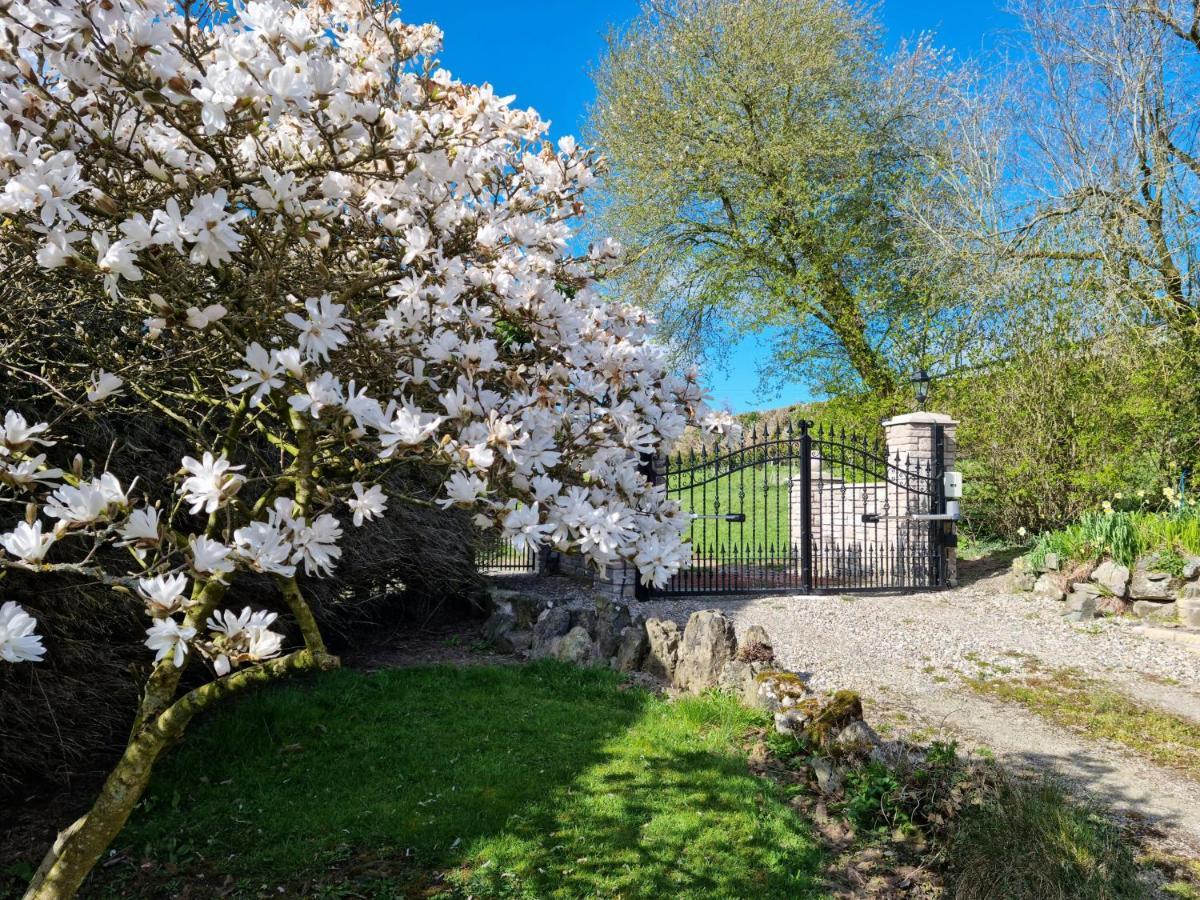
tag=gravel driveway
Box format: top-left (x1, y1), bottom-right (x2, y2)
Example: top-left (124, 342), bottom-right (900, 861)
top-left (627, 557), bottom-right (1200, 854)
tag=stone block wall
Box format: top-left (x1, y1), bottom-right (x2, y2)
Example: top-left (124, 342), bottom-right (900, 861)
top-left (882, 412), bottom-right (957, 473)
top-left (784, 412), bottom-right (958, 586)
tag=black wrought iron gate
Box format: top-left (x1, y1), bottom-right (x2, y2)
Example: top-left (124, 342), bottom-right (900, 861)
top-left (646, 420), bottom-right (948, 596)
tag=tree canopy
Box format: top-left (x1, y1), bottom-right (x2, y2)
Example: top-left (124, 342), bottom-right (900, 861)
top-left (590, 0), bottom-right (966, 397)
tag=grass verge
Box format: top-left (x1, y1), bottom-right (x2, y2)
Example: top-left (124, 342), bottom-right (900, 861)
top-left (964, 665), bottom-right (1200, 781)
top-left (947, 771), bottom-right (1140, 899)
top-left (76, 661), bottom-right (823, 899)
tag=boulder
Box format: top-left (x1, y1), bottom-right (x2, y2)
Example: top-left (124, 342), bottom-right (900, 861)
top-left (642, 618), bottom-right (681, 681)
top-left (738, 624), bottom-right (775, 662)
top-left (1131, 601), bottom-right (1177, 621)
top-left (774, 707), bottom-right (813, 737)
top-left (1042, 552), bottom-right (1060, 572)
top-left (511, 595), bottom-right (544, 629)
top-left (570, 607), bottom-right (598, 636)
top-left (1064, 595), bottom-right (1097, 621)
top-left (482, 609), bottom-right (517, 645)
top-left (802, 691), bottom-right (865, 749)
top-left (593, 596), bottom-right (633, 659)
top-left (494, 629), bottom-right (533, 654)
top-left (809, 757), bottom-right (843, 795)
top-left (1096, 595), bottom-right (1130, 617)
top-left (1179, 595), bottom-right (1200, 629)
top-left (1184, 556), bottom-right (1200, 581)
top-left (717, 659), bottom-right (772, 707)
top-left (1010, 571), bottom-right (1036, 593)
top-left (835, 720), bottom-right (883, 752)
top-left (1091, 559), bottom-right (1130, 598)
top-left (487, 588), bottom-right (543, 627)
top-left (531, 606), bottom-right (572, 657)
top-left (1032, 573), bottom-right (1065, 602)
top-left (756, 671), bottom-right (811, 713)
top-left (553, 626), bottom-right (598, 666)
top-left (1131, 556), bottom-right (1174, 600)
top-left (673, 610), bottom-right (739, 694)
top-left (613, 625), bottom-right (648, 673)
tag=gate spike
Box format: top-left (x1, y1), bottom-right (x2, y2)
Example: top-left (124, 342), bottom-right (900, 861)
top-left (816, 422), bottom-right (824, 439)
top-left (751, 422), bottom-right (758, 441)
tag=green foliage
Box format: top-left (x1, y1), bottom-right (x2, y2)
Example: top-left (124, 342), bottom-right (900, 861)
top-left (591, 0), bottom-right (963, 396)
top-left (947, 773), bottom-right (1141, 900)
top-left (79, 663), bottom-right (824, 899)
top-left (942, 337), bottom-right (1183, 539)
top-left (840, 760), bottom-right (909, 831)
top-left (1027, 505), bottom-right (1200, 569)
top-left (834, 739), bottom-right (967, 835)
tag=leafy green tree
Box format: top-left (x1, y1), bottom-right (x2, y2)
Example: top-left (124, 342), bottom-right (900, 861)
top-left (590, 0), bottom-right (964, 397)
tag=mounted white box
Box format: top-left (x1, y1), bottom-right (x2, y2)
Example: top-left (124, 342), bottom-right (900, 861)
top-left (943, 471), bottom-right (963, 499)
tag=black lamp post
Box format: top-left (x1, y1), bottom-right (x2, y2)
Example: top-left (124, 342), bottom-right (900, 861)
top-left (911, 368), bottom-right (931, 411)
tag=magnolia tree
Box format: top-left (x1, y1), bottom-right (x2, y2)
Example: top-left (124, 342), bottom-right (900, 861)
top-left (0, 1), bottom-right (733, 896)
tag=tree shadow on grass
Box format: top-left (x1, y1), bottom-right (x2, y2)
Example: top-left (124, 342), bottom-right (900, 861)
top-left (84, 661), bottom-right (823, 899)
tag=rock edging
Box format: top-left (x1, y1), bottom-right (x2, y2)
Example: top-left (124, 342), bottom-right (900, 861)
top-left (1012, 551), bottom-right (1200, 626)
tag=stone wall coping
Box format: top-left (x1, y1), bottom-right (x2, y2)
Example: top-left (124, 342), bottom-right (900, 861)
top-left (882, 411), bottom-right (957, 427)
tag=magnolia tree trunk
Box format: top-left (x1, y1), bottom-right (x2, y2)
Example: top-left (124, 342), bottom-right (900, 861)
top-left (22, 580), bottom-right (338, 900)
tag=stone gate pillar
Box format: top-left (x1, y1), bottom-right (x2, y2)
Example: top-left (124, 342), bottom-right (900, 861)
top-left (882, 412), bottom-right (959, 586)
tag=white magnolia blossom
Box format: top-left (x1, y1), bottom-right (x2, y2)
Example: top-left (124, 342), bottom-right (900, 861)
top-left (137, 573), bottom-right (190, 616)
top-left (0, 601), bottom-right (45, 663)
top-left (0, 521), bottom-right (55, 564)
top-left (2, 412), bottom-right (53, 450)
top-left (206, 607), bottom-right (284, 676)
top-left (86, 370), bottom-right (125, 403)
top-left (0, 454), bottom-right (63, 487)
top-left (185, 304), bottom-right (228, 330)
top-left (44, 475), bottom-right (128, 524)
top-left (144, 618), bottom-right (197, 668)
top-left (228, 343), bottom-right (284, 406)
top-left (232, 521), bottom-right (297, 577)
top-left (121, 507), bottom-right (161, 544)
top-left (179, 453), bottom-right (246, 515)
top-left (190, 536), bottom-right (236, 580)
top-left (290, 513), bottom-right (343, 577)
top-left (347, 482), bottom-right (387, 527)
top-left (286, 295), bottom-right (352, 363)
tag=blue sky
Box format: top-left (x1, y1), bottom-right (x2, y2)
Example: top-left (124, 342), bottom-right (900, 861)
top-left (401, 1), bottom-right (1016, 411)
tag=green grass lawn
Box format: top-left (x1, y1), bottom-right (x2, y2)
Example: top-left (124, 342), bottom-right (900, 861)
top-left (667, 463), bottom-right (796, 556)
top-left (86, 661), bottom-right (824, 899)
